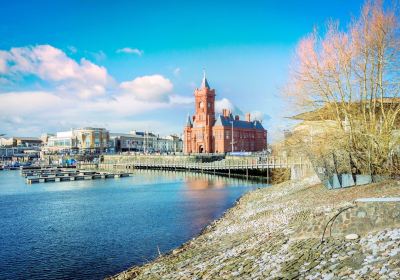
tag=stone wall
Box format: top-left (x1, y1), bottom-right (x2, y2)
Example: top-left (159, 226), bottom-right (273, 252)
top-left (295, 199), bottom-right (400, 239)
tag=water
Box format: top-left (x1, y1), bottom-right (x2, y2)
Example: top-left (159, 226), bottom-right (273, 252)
top-left (0, 169), bottom-right (266, 280)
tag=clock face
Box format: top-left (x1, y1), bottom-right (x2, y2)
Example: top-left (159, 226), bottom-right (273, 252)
top-left (199, 101), bottom-right (204, 108)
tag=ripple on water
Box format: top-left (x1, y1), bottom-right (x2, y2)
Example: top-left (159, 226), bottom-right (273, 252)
top-left (0, 170), bottom-right (266, 279)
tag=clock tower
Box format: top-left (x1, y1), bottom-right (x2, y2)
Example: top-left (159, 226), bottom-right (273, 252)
top-left (194, 71), bottom-right (215, 127)
top-left (183, 71), bottom-right (267, 154)
top-left (190, 71), bottom-right (215, 153)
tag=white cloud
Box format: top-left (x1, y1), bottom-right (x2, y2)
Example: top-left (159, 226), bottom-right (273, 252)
top-left (119, 75), bottom-right (173, 102)
top-left (1, 45), bottom-right (112, 99)
top-left (0, 90), bottom-right (173, 136)
top-left (0, 50), bottom-right (9, 73)
top-left (215, 98), bottom-right (243, 115)
top-left (0, 42), bottom-right (273, 138)
top-left (0, 44), bottom-right (193, 136)
top-left (214, 99), bottom-right (270, 123)
top-left (169, 94), bottom-right (193, 105)
top-left (0, 91), bottom-right (70, 115)
top-left (83, 94), bottom-right (170, 116)
top-left (250, 110), bottom-right (270, 121)
top-left (116, 47), bottom-right (143, 56)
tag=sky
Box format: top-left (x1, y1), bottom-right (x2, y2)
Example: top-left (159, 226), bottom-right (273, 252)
top-left (0, 0), bottom-right (366, 141)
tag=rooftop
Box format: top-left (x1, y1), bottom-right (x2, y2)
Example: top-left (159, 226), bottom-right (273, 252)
top-left (290, 98), bottom-right (400, 121)
top-left (214, 115), bottom-right (265, 130)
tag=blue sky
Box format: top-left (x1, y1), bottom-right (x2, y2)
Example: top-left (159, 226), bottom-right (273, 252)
top-left (0, 0), bottom-right (365, 141)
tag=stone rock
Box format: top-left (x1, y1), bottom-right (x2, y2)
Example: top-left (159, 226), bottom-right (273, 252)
top-left (345, 233), bottom-right (359, 240)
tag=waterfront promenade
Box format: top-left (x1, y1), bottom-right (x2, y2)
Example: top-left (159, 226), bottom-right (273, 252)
top-left (94, 155), bottom-right (313, 182)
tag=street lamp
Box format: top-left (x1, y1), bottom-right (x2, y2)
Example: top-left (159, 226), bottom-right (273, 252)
top-left (144, 131), bottom-right (147, 154)
top-left (230, 120), bottom-right (234, 152)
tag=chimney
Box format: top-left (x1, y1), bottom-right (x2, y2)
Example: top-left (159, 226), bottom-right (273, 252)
top-left (222, 109), bottom-right (229, 117)
top-left (235, 115), bottom-right (240, 121)
top-left (245, 113), bottom-right (251, 122)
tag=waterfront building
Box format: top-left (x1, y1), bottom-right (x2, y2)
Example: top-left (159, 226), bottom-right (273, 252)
top-left (154, 134), bottom-right (183, 153)
top-left (110, 131), bottom-right (157, 153)
top-left (46, 127), bottom-right (110, 153)
top-left (283, 98), bottom-right (400, 157)
top-left (183, 74), bottom-right (267, 154)
top-left (0, 137), bottom-right (42, 148)
top-left (40, 133), bottom-right (55, 145)
top-left (110, 131), bottom-right (183, 153)
top-left (163, 135), bottom-right (183, 153)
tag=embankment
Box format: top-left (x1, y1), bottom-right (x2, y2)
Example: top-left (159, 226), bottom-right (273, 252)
top-left (109, 176), bottom-right (400, 280)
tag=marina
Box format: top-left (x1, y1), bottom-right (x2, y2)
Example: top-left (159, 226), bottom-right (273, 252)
top-left (20, 167), bottom-right (132, 184)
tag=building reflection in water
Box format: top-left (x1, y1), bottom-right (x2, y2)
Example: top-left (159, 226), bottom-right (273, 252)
top-left (181, 173), bottom-right (265, 233)
top-left (185, 177), bottom-right (226, 190)
top-left (132, 169), bottom-right (266, 235)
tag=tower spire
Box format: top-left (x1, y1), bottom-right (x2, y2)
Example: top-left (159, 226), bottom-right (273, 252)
top-left (201, 69), bottom-right (210, 89)
top-left (186, 114), bottom-right (192, 127)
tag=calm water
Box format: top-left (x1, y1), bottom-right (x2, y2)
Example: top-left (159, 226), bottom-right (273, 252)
top-left (0, 169), bottom-right (265, 280)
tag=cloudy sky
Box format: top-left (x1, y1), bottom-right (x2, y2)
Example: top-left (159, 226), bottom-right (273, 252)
top-left (0, 0), bottom-right (365, 141)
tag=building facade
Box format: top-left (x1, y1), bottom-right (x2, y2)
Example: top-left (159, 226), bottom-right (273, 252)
top-left (46, 127), bottom-right (110, 153)
top-left (110, 131), bottom-right (156, 153)
top-left (110, 131), bottom-right (183, 153)
top-left (184, 74), bottom-right (267, 154)
top-left (0, 137), bottom-right (42, 148)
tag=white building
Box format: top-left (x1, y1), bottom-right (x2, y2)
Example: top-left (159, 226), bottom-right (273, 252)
top-left (110, 131), bottom-right (183, 153)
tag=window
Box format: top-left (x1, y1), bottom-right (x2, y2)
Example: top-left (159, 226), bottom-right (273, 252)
top-left (226, 131), bottom-right (230, 139)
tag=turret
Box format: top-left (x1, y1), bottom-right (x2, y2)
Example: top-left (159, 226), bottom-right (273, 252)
top-left (186, 114), bottom-right (193, 127)
top-left (201, 70), bottom-right (210, 89)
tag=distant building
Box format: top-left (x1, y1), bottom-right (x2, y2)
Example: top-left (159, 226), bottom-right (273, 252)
top-left (0, 137), bottom-right (42, 148)
top-left (110, 131), bottom-right (183, 153)
top-left (46, 127), bottom-right (109, 153)
top-left (40, 133), bottom-right (55, 145)
top-left (109, 131), bottom-right (155, 153)
top-left (183, 73), bottom-right (267, 154)
top-left (154, 134), bottom-right (183, 153)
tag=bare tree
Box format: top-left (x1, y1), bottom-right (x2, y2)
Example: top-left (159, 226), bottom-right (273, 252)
top-left (286, 0), bottom-right (400, 176)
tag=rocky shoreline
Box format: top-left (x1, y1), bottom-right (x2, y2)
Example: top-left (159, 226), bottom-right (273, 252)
top-left (109, 176), bottom-right (400, 280)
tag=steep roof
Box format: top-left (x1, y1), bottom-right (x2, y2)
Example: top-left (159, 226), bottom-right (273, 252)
top-left (201, 71), bottom-right (210, 89)
top-left (214, 115), bottom-right (265, 130)
top-left (186, 114), bottom-right (193, 127)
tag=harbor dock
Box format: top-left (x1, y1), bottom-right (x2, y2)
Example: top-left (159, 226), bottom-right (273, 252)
top-left (21, 166), bottom-right (132, 184)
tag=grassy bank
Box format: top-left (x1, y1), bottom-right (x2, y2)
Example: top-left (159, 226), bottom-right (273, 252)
top-left (109, 176), bottom-right (400, 279)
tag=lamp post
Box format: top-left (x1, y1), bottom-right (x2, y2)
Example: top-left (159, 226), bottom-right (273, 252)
top-left (230, 121), bottom-right (234, 153)
top-left (144, 131), bottom-right (147, 154)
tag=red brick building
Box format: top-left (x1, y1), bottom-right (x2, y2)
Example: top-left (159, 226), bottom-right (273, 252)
top-left (184, 74), bottom-right (267, 154)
